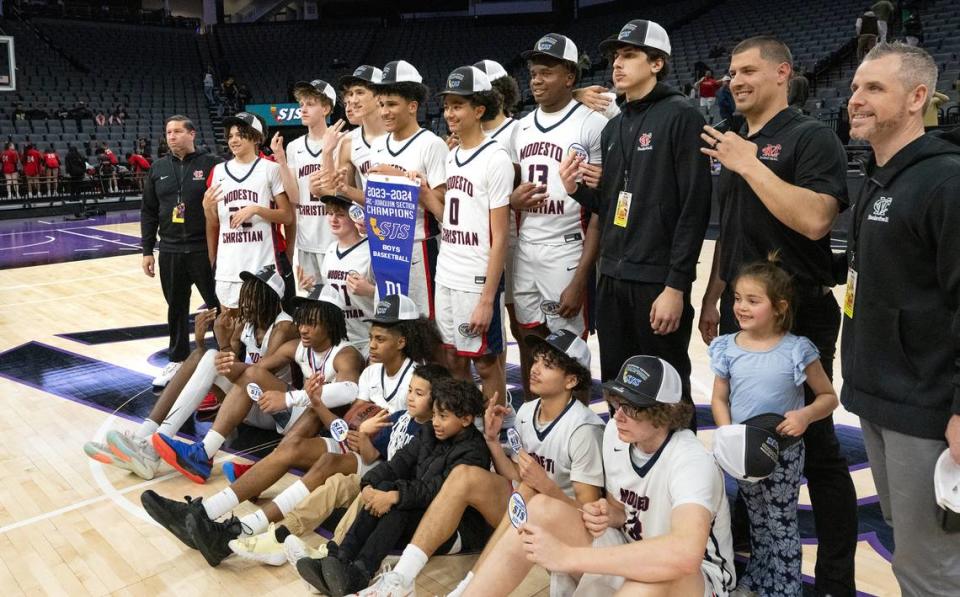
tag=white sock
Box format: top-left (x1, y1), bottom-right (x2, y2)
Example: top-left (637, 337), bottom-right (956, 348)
top-left (135, 419), bottom-right (159, 439)
top-left (157, 350), bottom-right (218, 437)
top-left (274, 480), bottom-right (311, 517)
top-left (447, 571), bottom-right (474, 597)
top-left (202, 430), bottom-right (225, 459)
top-left (202, 487), bottom-right (239, 520)
top-left (238, 510), bottom-right (270, 536)
top-left (393, 544), bottom-right (428, 587)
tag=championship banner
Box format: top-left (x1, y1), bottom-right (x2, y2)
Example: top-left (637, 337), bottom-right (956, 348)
top-left (364, 174), bottom-right (420, 299)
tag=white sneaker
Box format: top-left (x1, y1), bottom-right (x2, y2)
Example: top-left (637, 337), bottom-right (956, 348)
top-left (351, 570), bottom-right (413, 597)
top-left (106, 430), bottom-right (159, 480)
top-left (283, 534), bottom-right (326, 567)
top-left (83, 439), bottom-right (135, 473)
top-left (229, 523), bottom-right (287, 566)
top-left (152, 361), bottom-right (182, 388)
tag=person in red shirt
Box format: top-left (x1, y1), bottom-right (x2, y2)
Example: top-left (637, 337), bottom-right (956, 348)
top-left (23, 144), bottom-right (43, 198)
top-left (696, 69), bottom-right (721, 122)
top-left (2, 142), bottom-right (20, 199)
top-left (126, 151), bottom-right (150, 191)
top-left (43, 146), bottom-right (60, 196)
top-left (101, 143), bottom-right (119, 193)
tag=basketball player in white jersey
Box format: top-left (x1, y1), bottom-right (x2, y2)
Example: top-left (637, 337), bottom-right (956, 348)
top-left (203, 112), bottom-right (294, 309)
top-left (368, 60), bottom-right (449, 318)
top-left (327, 65), bottom-right (386, 204)
top-left (282, 79), bottom-right (339, 290)
top-left (508, 34), bottom-right (606, 399)
top-left (319, 194), bottom-right (375, 354)
top-left (435, 65), bottom-right (511, 404)
top-left (83, 266), bottom-right (296, 480)
top-left (360, 329), bottom-right (604, 596)
top-left (467, 356), bottom-right (736, 597)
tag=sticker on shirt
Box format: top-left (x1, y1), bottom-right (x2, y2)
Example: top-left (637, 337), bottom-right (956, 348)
top-left (614, 191), bottom-right (632, 228)
top-left (508, 491), bottom-right (528, 528)
top-left (172, 202), bottom-right (185, 223)
top-left (246, 382), bottom-right (263, 402)
top-left (843, 268), bottom-right (857, 319)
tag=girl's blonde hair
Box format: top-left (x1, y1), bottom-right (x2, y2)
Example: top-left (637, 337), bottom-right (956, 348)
top-left (733, 252), bottom-right (795, 332)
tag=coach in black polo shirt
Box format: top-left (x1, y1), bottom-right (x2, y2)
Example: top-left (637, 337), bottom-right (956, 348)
top-left (699, 37), bottom-right (857, 596)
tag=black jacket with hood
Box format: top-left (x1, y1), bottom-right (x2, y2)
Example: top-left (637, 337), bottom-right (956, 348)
top-left (570, 83), bottom-right (711, 292)
top-left (841, 130), bottom-right (960, 439)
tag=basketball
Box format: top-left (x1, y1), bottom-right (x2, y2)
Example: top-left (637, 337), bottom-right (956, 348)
top-left (343, 400), bottom-right (385, 431)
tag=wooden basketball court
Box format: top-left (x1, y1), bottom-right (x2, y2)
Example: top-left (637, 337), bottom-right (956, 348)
top-left (0, 213), bottom-right (899, 596)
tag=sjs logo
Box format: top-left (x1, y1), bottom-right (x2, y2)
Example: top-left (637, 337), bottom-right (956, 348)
top-left (368, 217), bottom-right (410, 241)
top-left (270, 106), bottom-right (302, 122)
top-left (540, 300), bottom-right (561, 316)
top-left (568, 143), bottom-right (589, 160)
top-left (458, 323), bottom-right (480, 338)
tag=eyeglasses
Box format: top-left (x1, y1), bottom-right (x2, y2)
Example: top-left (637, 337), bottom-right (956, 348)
top-left (604, 393), bottom-right (647, 420)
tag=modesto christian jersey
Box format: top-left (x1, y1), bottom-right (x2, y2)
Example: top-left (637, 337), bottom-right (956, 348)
top-left (602, 422), bottom-right (736, 592)
top-left (511, 100), bottom-right (605, 245)
top-left (357, 357), bottom-right (416, 413)
top-left (211, 158), bottom-right (284, 282)
top-left (321, 237), bottom-right (376, 349)
top-left (485, 118), bottom-right (521, 243)
top-left (515, 398), bottom-right (604, 498)
top-left (286, 134), bottom-right (333, 253)
top-left (294, 340), bottom-right (351, 382)
top-left (240, 311), bottom-right (294, 383)
top-left (350, 126), bottom-right (382, 189)
top-left (369, 128), bottom-right (448, 241)
top-left (436, 141), bottom-right (513, 293)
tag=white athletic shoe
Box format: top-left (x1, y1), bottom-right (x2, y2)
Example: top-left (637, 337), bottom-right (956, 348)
top-left (229, 523), bottom-right (287, 566)
top-left (351, 570), bottom-right (414, 597)
top-left (83, 439), bottom-right (135, 473)
top-left (106, 430), bottom-right (159, 480)
top-left (151, 361), bottom-right (182, 388)
top-left (283, 533), bottom-right (326, 567)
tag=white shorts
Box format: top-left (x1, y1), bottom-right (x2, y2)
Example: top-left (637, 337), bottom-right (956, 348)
top-left (216, 280), bottom-right (242, 309)
top-left (513, 241), bottom-right (588, 336)
top-left (569, 529), bottom-right (724, 597)
top-left (700, 97), bottom-right (716, 110)
top-left (435, 284), bottom-right (506, 357)
top-left (243, 403), bottom-right (308, 435)
top-left (297, 249), bottom-right (325, 291)
top-left (321, 437), bottom-right (381, 476)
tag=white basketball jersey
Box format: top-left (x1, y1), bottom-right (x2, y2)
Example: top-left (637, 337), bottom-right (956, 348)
top-left (240, 311), bottom-right (294, 383)
top-left (211, 158), bottom-right (283, 282)
top-left (356, 358), bottom-right (416, 413)
top-left (437, 141), bottom-right (513, 292)
top-left (294, 340), bottom-right (350, 382)
top-left (485, 118), bottom-right (521, 244)
top-left (515, 398), bottom-right (604, 498)
top-left (286, 134), bottom-right (333, 253)
top-left (369, 128), bottom-right (448, 241)
top-left (511, 100), bottom-right (605, 246)
top-left (350, 126), bottom-right (382, 189)
top-left (321, 237), bottom-right (376, 352)
top-left (602, 423), bottom-right (736, 593)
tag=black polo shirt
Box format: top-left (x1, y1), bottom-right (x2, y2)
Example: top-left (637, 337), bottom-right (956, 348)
top-left (717, 108), bottom-right (848, 290)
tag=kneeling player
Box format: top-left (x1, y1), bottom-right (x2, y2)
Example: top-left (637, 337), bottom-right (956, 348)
top-left (435, 65), bottom-right (512, 404)
top-left (466, 356), bottom-right (736, 597)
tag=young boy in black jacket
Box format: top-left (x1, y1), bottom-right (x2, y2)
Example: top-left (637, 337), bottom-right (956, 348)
top-left (296, 377), bottom-right (490, 595)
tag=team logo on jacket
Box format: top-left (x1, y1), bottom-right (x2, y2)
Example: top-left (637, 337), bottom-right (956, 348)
top-left (193, 170), bottom-right (205, 180)
top-left (458, 323), bottom-right (480, 338)
top-left (759, 144), bottom-right (782, 161)
top-left (637, 132), bottom-right (653, 151)
top-left (868, 196), bottom-right (893, 223)
top-left (540, 300), bottom-right (561, 315)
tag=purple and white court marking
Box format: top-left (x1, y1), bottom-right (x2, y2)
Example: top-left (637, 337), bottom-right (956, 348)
top-left (0, 210), bottom-right (143, 269)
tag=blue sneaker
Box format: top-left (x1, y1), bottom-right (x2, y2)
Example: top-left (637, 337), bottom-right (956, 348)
top-left (222, 461), bottom-right (253, 484)
top-left (152, 433), bottom-right (212, 484)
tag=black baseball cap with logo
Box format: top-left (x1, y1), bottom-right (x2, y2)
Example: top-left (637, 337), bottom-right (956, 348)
top-left (438, 66), bottom-right (493, 97)
top-left (524, 328), bottom-right (591, 370)
top-left (364, 294), bottom-right (420, 324)
top-left (320, 194), bottom-right (353, 209)
top-left (239, 264), bottom-right (285, 299)
top-left (293, 79), bottom-right (337, 106)
top-left (378, 60), bottom-right (424, 85)
top-left (338, 65), bottom-right (383, 90)
top-left (222, 111), bottom-right (266, 136)
top-left (521, 33), bottom-right (580, 65)
top-left (599, 19), bottom-right (672, 56)
top-left (602, 355), bottom-right (682, 408)
top-left (713, 422), bottom-right (781, 482)
top-left (289, 283), bottom-right (345, 312)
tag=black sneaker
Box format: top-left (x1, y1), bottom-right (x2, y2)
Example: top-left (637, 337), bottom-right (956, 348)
top-left (296, 556), bottom-right (334, 595)
top-left (320, 557), bottom-right (370, 597)
top-left (186, 509), bottom-right (243, 567)
top-left (140, 490), bottom-right (203, 549)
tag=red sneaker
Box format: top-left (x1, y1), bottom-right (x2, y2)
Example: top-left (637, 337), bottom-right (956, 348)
top-left (197, 390), bottom-right (221, 413)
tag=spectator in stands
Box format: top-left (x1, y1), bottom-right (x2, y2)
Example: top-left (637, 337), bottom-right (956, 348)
top-left (56, 105), bottom-right (69, 120)
top-left (157, 139), bottom-right (169, 158)
top-left (2, 142), bottom-right (20, 199)
top-left (696, 69), bottom-right (720, 122)
top-left (95, 111), bottom-right (107, 127)
top-left (12, 104), bottom-right (25, 122)
top-left (693, 60), bottom-right (710, 80)
top-left (203, 67), bottom-right (216, 105)
top-left (109, 105), bottom-right (125, 125)
top-left (872, 0), bottom-right (895, 43)
top-left (789, 70), bottom-right (810, 112)
top-left (924, 90), bottom-right (949, 128)
top-left (43, 146), bottom-right (60, 196)
top-left (65, 145), bottom-right (85, 203)
top-left (97, 146), bottom-right (119, 194)
top-left (126, 151), bottom-right (150, 191)
top-left (903, 13), bottom-right (923, 46)
top-left (716, 75), bottom-right (735, 123)
top-left (857, 10), bottom-right (880, 62)
top-left (22, 144), bottom-right (42, 199)
top-left (237, 84), bottom-right (251, 110)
